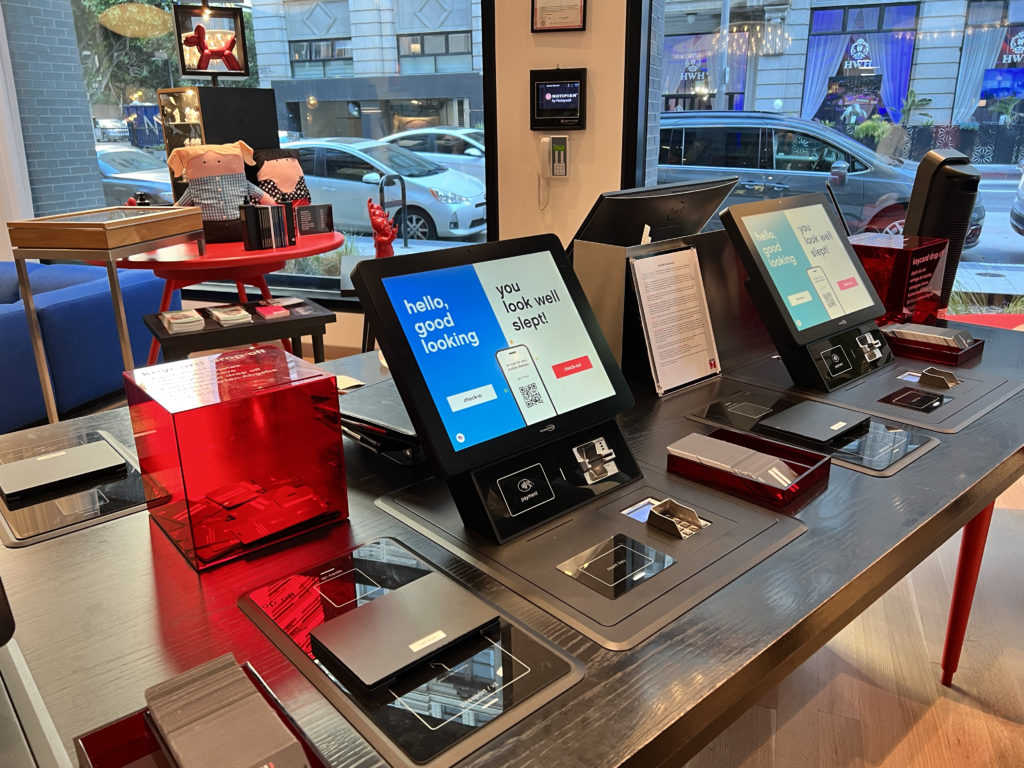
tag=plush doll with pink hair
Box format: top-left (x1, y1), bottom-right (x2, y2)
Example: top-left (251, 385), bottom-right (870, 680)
top-left (169, 141), bottom-right (271, 242)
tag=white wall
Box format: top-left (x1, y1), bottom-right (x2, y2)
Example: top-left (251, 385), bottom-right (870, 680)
top-left (494, 2), bottom-right (628, 246)
top-left (0, 4), bottom-right (33, 261)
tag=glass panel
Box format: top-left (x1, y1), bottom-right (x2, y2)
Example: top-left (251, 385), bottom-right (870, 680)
top-left (449, 33), bottom-right (471, 54)
top-left (883, 5), bottom-right (918, 30)
top-left (401, 56), bottom-right (437, 74)
top-left (333, 40), bottom-right (352, 58)
top-left (399, 36), bottom-right (422, 55)
top-left (435, 134), bottom-right (463, 154)
top-left (774, 130), bottom-right (846, 171)
top-left (324, 149), bottom-right (374, 182)
top-left (436, 54), bottom-right (472, 73)
top-left (311, 41), bottom-right (333, 60)
top-left (968, 1), bottom-right (1004, 25)
top-left (847, 7), bottom-right (880, 32)
top-left (324, 59), bottom-right (354, 77)
top-left (291, 62), bottom-right (325, 79)
top-left (812, 9), bottom-right (845, 34)
top-left (423, 34), bottom-right (447, 55)
top-left (290, 41), bottom-right (310, 61)
top-left (683, 127), bottom-right (761, 168)
top-left (644, 0), bottom-right (1017, 317)
top-left (296, 148), bottom-right (317, 176)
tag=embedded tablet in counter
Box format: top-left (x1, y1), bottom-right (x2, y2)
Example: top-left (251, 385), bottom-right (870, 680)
top-left (720, 193), bottom-right (892, 391)
top-left (352, 233), bottom-right (639, 543)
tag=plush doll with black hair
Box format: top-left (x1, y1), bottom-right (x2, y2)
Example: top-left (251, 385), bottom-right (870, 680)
top-left (253, 148), bottom-right (311, 207)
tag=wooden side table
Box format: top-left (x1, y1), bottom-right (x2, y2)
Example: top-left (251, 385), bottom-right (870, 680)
top-left (143, 299), bottom-right (337, 363)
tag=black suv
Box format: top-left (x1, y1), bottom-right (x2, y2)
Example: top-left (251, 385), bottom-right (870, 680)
top-left (658, 111), bottom-right (983, 246)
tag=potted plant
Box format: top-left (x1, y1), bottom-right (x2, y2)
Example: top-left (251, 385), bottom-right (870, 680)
top-left (852, 114), bottom-right (892, 151)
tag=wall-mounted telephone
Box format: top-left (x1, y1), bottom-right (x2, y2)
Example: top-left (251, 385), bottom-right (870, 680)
top-left (540, 135), bottom-right (569, 178)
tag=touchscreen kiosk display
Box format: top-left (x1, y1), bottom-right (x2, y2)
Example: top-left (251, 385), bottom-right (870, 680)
top-left (382, 249), bottom-right (616, 452)
top-left (740, 202), bottom-right (875, 333)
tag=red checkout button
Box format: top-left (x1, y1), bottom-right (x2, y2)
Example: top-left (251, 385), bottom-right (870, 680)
top-left (552, 355), bottom-right (593, 378)
top-left (836, 277), bottom-right (859, 290)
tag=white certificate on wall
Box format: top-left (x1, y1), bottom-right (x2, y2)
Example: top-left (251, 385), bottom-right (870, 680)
top-left (629, 247), bottom-right (720, 396)
top-left (532, 0), bottom-right (586, 32)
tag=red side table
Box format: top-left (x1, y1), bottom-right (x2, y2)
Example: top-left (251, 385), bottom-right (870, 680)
top-left (118, 232), bottom-right (344, 365)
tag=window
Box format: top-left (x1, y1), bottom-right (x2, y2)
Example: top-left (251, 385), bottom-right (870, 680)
top-left (296, 148), bottom-right (317, 177)
top-left (397, 32), bottom-right (474, 74)
top-left (682, 127), bottom-right (762, 168)
top-left (643, 0), bottom-right (1020, 315)
top-left (324, 149), bottom-right (374, 182)
top-left (289, 38), bottom-right (353, 78)
top-left (773, 131), bottom-right (845, 172)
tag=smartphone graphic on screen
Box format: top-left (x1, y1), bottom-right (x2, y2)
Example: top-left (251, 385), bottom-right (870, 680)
top-left (807, 266), bottom-right (845, 319)
top-left (496, 345), bottom-right (556, 423)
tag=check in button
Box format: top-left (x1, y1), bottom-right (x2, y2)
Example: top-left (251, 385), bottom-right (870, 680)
top-left (447, 384), bottom-right (497, 413)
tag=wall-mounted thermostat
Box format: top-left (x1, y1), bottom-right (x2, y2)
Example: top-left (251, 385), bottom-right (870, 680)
top-left (530, 67), bottom-right (586, 131)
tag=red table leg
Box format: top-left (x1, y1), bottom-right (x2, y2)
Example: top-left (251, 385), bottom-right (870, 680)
top-left (940, 500), bottom-right (995, 687)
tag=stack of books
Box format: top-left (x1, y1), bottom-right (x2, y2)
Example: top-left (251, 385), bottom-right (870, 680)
top-left (159, 309), bottom-right (205, 334)
top-left (239, 202), bottom-right (296, 251)
top-left (207, 305), bottom-right (253, 327)
top-left (255, 304), bottom-right (289, 320)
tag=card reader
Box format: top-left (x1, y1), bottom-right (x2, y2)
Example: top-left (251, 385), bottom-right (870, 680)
top-left (0, 440), bottom-right (126, 506)
top-left (758, 400), bottom-right (869, 447)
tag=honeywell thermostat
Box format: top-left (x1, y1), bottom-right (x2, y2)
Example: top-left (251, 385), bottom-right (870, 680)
top-left (530, 67), bottom-right (586, 130)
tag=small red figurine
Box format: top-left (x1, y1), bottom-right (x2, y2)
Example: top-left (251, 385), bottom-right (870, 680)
top-left (182, 25), bottom-right (242, 71)
top-left (367, 198), bottom-right (396, 259)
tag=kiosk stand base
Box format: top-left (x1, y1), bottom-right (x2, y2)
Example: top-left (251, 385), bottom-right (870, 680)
top-left (449, 420), bottom-right (642, 544)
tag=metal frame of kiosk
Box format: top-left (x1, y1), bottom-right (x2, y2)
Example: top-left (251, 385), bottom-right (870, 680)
top-left (720, 193), bottom-right (894, 392)
top-left (353, 234), bottom-right (806, 650)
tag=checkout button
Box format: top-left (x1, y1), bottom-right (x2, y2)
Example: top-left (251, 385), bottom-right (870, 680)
top-left (496, 463), bottom-right (555, 516)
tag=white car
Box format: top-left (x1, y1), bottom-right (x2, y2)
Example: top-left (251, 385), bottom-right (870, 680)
top-left (379, 127), bottom-right (486, 183)
top-left (286, 137), bottom-right (486, 240)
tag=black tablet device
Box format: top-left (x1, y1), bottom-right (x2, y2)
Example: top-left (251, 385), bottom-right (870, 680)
top-left (720, 193), bottom-right (886, 348)
top-left (351, 233), bottom-right (634, 478)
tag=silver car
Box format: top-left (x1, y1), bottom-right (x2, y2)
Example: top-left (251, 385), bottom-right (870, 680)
top-left (658, 111), bottom-right (983, 247)
top-left (285, 137), bottom-right (486, 239)
top-left (379, 127), bottom-right (485, 183)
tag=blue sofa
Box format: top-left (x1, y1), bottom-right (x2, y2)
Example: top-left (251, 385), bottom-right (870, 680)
top-left (0, 262), bottom-right (179, 434)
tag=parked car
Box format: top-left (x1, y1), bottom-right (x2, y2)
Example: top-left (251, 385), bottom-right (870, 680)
top-left (1010, 169), bottom-right (1024, 237)
top-left (93, 118), bottom-right (129, 142)
top-left (379, 126), bottom-right (485, 183)
top-left (657, 111), bottom-right (984, 247)
top-left (96, 144), bottom-right (175, 206)
top-left (285, 137), bottom-right (486, 239)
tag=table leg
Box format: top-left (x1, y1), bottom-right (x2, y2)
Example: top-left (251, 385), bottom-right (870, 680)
top-left (148, 280), bottom-right (181, 367)
top-left (940, 500), bottom-right (995, 687)
top-left (291, 337), bottom-right (303, 360)
top-left (105, 263), bottom-right (135, 372)
top-left (313, 333), bottom-right (325, 363)
top-left (16, 259), bottom-right (59, 423)
top-left (236, 282), bottom-right (249, 302)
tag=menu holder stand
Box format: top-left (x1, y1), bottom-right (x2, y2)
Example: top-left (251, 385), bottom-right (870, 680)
top-left (667, 428), bottom-right (830, 510)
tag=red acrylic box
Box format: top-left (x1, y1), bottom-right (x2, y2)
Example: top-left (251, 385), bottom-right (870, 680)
top-left (124, 346), bottom-right (347, 570)
top-left (850, 232), bottom-right (949, 324)
top-left (667, 428), bottom-right (830, 510)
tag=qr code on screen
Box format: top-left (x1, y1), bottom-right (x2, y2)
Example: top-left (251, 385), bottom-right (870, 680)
top-left (519, 383), bottom-right (543, 408)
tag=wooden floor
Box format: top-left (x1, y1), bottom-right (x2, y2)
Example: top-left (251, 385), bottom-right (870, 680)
top-left (686, 479), bottom-right (1024, 768)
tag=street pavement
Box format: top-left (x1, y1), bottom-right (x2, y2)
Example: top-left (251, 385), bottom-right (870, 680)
top-left (958, 168), bottom-right (1024, 296)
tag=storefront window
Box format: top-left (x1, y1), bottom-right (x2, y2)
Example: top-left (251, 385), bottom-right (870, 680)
top-left (646, 0), bottom-right (1023, 316)
top-left (1, 0), bottom-right (491, 292)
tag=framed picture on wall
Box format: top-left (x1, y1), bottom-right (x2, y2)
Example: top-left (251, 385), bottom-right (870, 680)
top-left (532, 0), bottom-right (586, 33)
top-left (173, 4), bottom-right (250, 78)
